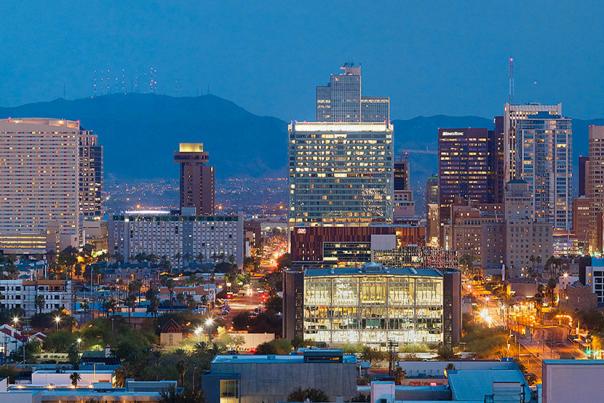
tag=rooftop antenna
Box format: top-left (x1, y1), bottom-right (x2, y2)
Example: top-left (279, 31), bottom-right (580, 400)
top-left (508, 57), bottom-right (514, 104)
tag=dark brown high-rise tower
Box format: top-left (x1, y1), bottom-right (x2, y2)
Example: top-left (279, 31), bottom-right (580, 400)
top-left (174, 143), bottom-right (215, 215)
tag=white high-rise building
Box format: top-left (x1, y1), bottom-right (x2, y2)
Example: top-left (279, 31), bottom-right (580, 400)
top-left (0, 119), bottom-right (80, 254)
top-left (0, 118), bottom-right (102, 254)
top-left (503, 103), bottom-right (573, 231)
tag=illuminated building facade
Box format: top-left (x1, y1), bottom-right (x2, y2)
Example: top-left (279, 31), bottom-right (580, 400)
top-left (393, 154), bottom-right (415, 220)
top-left (0, 279), bottom-right (73, 317)
top-left (303, 264), bottom-right (460, 348)
top-left (290, 225), bottom-right (425, 268)
top-left (513, 111), bottom-right (572, 231)
top-left (288, 121), bottom-right (394, 226)
top-left (503, 103), bottom-right (563, 183)
top-left (438, 128), bottom-right (500, 242)
top-left (504, 180), bottom-right (552, 278)
top-left (174, 143), bottom-right (215, 215)
top-left (588, 125), bottom-right (604, 252)
top-left (0, 118), bottom-right (81, 254)
top-left (79, 130), bottom-right (103, 220)
top-left (316, 64), bottom-right (389, 123)
top-left (108, 210), bottom-right (243, 268)
top-left (371, 246), bottom-right (457, 269)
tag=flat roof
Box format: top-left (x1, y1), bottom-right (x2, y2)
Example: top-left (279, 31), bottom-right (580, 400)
top-left (212, 354), bottom-right (357, 364)
top-left (305, 266), bottom-right (443, 278)
top-left (543, 359), bottom-right (604, 366)
top-left (448, 369), bottom-right (529, 401)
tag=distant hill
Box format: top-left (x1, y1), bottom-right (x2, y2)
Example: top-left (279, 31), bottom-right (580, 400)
top-left (0, 93), bottom-right (288, 179)
top-left (0, 94), bottom-right (599, 190)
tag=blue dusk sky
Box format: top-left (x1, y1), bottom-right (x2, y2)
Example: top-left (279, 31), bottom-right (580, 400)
top-left (1, 0), bottom-right (603, 120)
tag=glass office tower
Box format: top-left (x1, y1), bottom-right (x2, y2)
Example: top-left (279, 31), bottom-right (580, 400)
top-left (288, 121), bottom-right (394, 226)
top-left (514, 111), bottom-right (572, 231)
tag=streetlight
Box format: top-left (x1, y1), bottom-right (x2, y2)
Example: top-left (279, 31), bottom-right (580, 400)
top-left (205, 318), bottom-right (215, 342)
top-left (76, 338), bottom-right (82, 350)
top-left (54, 316), bottom-right (61, 331)
top-left (194, 326), bottom-right (203, 342)
top-left (12, 316), bottom-right (19, 327)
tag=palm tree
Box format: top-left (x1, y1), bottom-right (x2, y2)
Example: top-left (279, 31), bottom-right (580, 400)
top-left (35, 295), bottom-right (45, 314)
top-left (176, 360), bottom-right (186, 387)
top-left (70, 372), bottom-right (81, 387)
top-left (125, 294), bottom-right (136, 324)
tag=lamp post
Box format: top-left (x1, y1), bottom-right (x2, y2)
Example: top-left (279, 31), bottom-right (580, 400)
top-left (194, 326), bottom-right (203, 343)
top-left (205, 317), bottom-right (214, 342)
top-left (12, 316), bottom-right (19, 327)
top-left (54, 316), bottom-right (61, 331)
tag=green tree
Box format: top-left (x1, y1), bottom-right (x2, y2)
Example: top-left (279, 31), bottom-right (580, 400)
top-left (70, 371), bottom-right (81, 387)
top-left (287, 387), bottom-right (329, 402)
top-left (360, 346), bottom-right (385, 366)
top-left (35, 295), bottom-right (46, 314)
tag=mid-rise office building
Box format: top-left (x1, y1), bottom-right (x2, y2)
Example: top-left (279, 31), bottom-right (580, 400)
top-left (588, 125), bottom-right (604, 252)
top-left (512, 111), bottom-right (572, 231)
top-left (302, 264), bottom-right (461, 348)
top-left (290, 225), bottom-right (425, 268)
top-left (393, 154), bottom-right (415, 220)
top-left (504, 180), bottom-right (552, 278)
top-left (442, 203), bottom-right (505, 274)
top-left (573, 196), bottom-right (591, 248)
top-left (108, 210), bottom-right (243, 268)
top-left (174, 143), bottom-right (215, 215)
top-left (0, 118), bottom-right (81, 254)
top-left (288, 121), bottom-right (394, 225)
top-left (0, 279), bottom-right (73, 316)
top-left (316, 64), bottom-right (389, 123)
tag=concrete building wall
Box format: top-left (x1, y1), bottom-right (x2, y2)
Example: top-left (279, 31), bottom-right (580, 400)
top-left (542, 361), bottom-right (604, 403)
top-left (206, 362), bottom-right (357, 403)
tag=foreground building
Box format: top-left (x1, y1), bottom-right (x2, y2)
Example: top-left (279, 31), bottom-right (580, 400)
top-left (288, 121), bottom-right (394, 225)
top-left (108, 210), bottom-right (244, 268)
top-left (302, 264), bottom-right (461, 348)
top-left (202, 350), bottom-right (358, 403)
top-left (542, 360), bottom-right (604, 403)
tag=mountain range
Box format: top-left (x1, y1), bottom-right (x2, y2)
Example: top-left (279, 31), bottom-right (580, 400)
top-left (0, 93), bottom-right (601, 190)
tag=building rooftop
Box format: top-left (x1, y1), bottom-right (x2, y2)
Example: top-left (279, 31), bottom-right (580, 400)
top-left (543, 359), bottom-right (604, 366)
top-left (212, 352), bottom-right (357, 365)
top-left (305, 264), bottom-right (443, 278)
top-left (447, 369), bottom-right (530, 401)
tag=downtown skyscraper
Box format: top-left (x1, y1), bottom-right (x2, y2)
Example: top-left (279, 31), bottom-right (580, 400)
top-left (289, 65), bottom-right (394, 226)
top-left (437, 128), bottom-right (500, 231)
top-left (174, 143), bottom-right (215, 215)
top-left (316, 64), bottom-right (390, 123)
top-left (0, 118), bottom-right (102, 254)
top-left (503, 103), bottom-right (573, 231)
